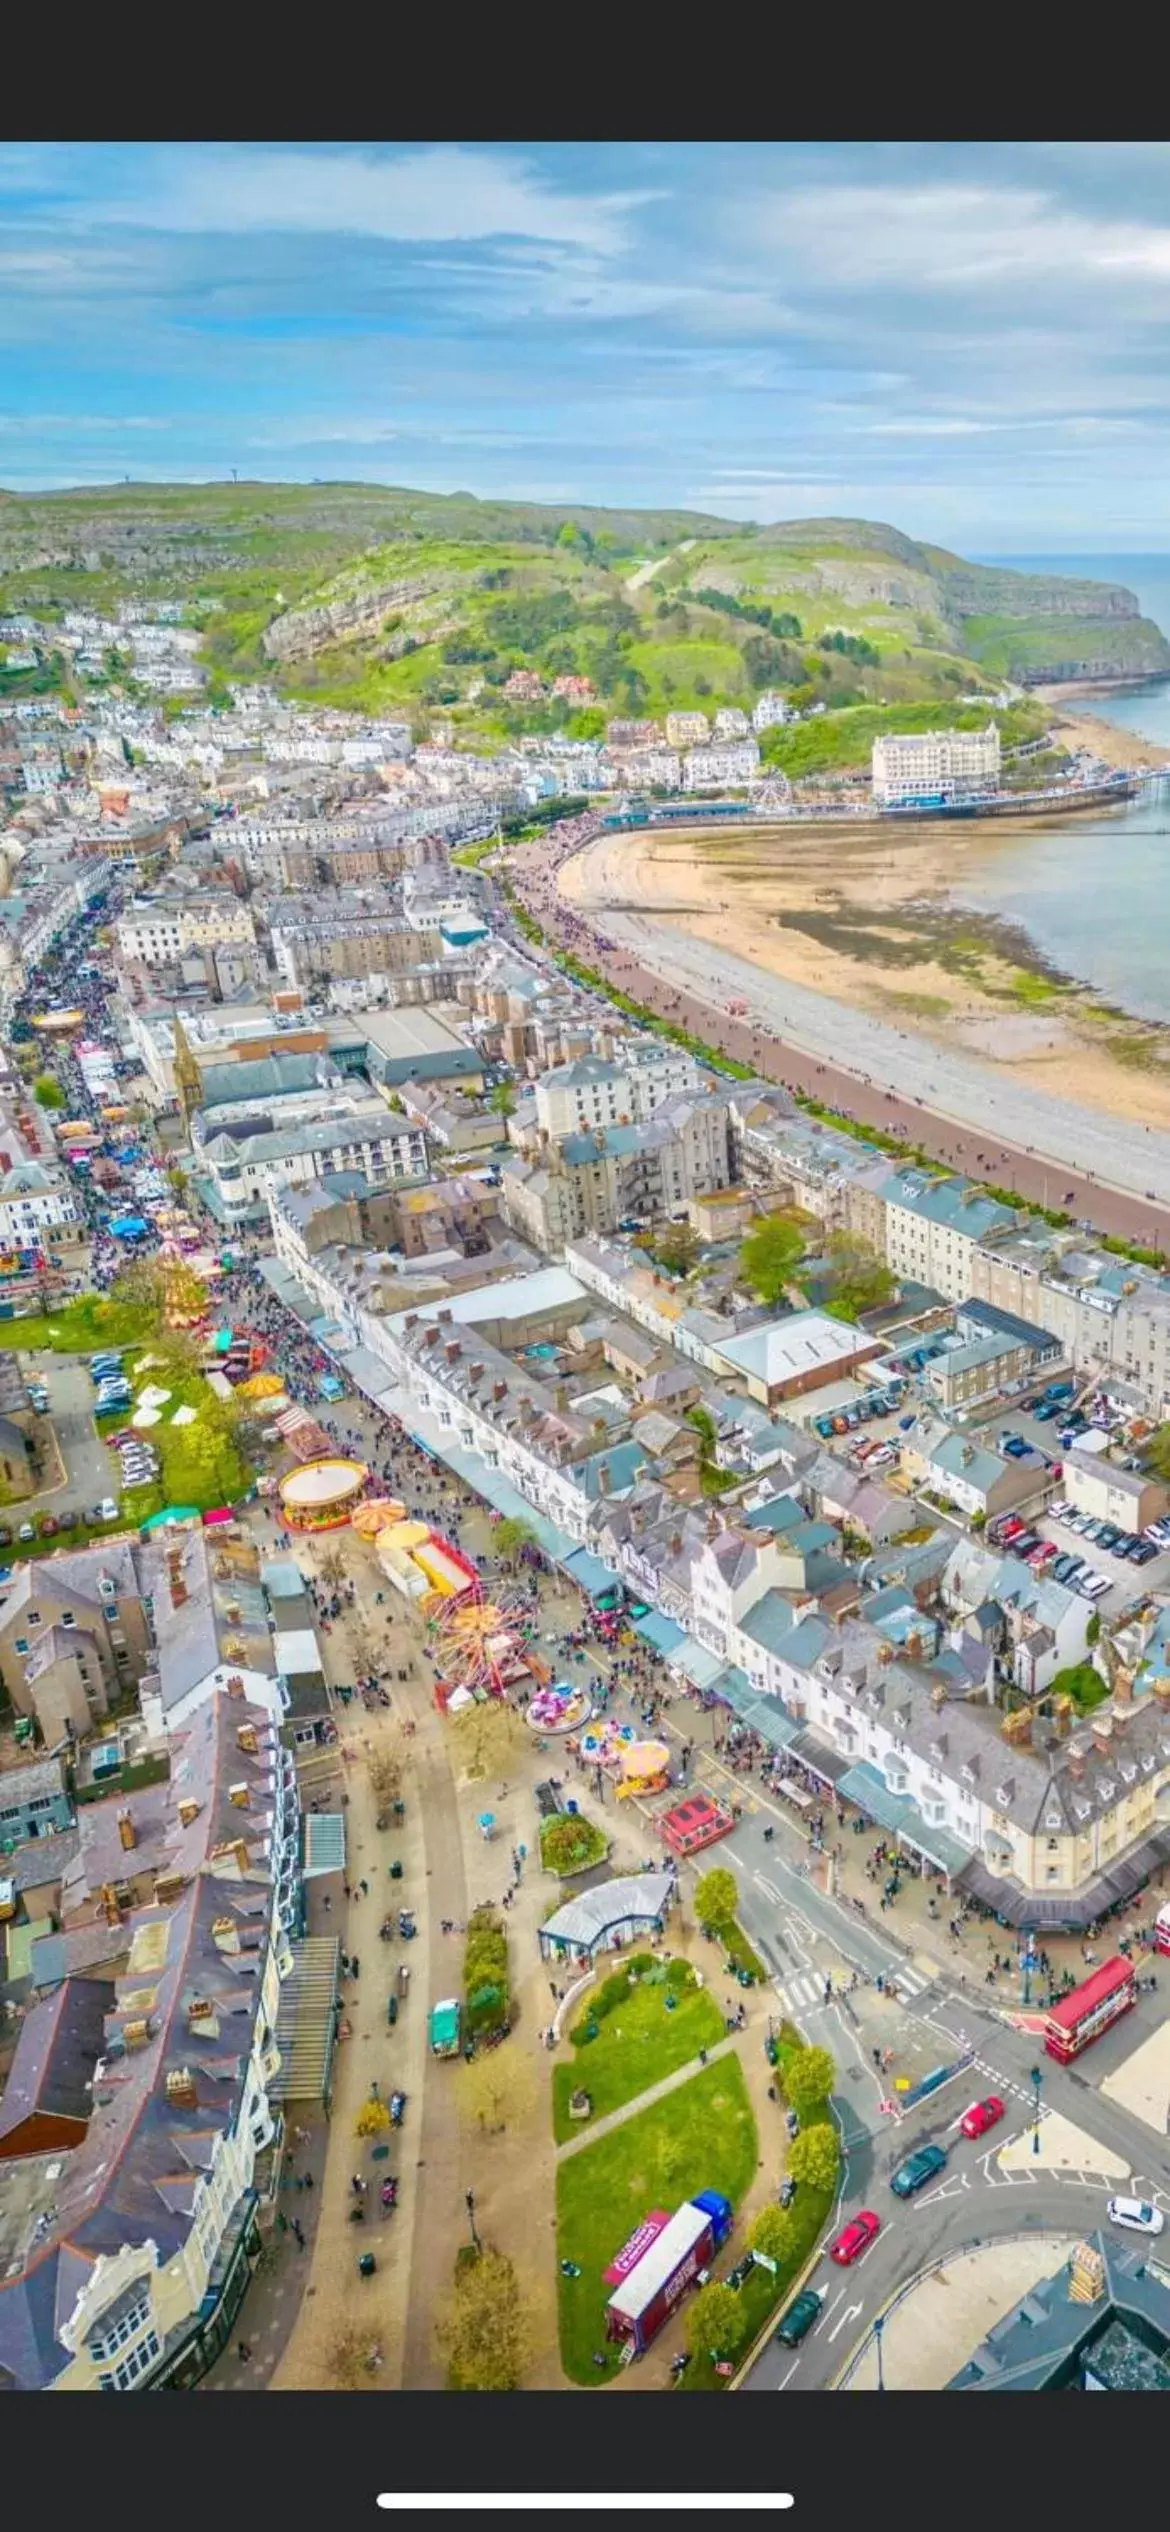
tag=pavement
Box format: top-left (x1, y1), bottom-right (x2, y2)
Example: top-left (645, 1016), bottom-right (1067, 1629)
top-left (840, 2236), bottom-right (1079, 2391)
top-left (507, 834), bottom-right (1170, 1244)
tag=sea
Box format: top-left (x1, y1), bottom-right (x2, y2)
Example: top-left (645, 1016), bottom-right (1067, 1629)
top-left (951, 554), bottom-right (1170, 1020)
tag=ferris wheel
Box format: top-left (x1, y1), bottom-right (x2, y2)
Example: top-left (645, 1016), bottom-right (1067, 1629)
top-left (431, 1587), bottom-right (529, 1699)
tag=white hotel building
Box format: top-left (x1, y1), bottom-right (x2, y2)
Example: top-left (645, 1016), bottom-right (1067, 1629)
top-left (872, 724), bottom-right (1001, 808)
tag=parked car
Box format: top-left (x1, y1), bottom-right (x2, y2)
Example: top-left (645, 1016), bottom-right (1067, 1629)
top-left (776, 2288), bottom-right (823, 2346)
top-left (1130, 1540), bottom-right (1159, 1565)
top-left (1107, 2196), bottom-right (1164, 2237)
top-left (890, 2144), bottom-right (947, 2199)
top-left (960, 2095), bottom-right (1005, 2141)
top-left (830, 2211), bottom-right (881, 2265)
top-left (97, 1498), bottom-right (120, 1523)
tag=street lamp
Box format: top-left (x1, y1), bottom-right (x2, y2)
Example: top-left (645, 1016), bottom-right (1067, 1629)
top-left (466, 2187), bottom-right (480, 2253)
top-left (874, 2312), bottom-right (886, 2392)
top-left (1031, 2061), bottom-right (1043, 2157)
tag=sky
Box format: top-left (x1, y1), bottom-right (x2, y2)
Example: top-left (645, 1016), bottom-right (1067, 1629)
top-left (7, 140), bottom-right (1170, 551)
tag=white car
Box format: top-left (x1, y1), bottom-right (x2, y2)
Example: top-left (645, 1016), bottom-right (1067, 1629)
top-left (1107, 2196), bottom-right (1164, 2236)
top-left (97, 1498), bottom-right (120, 1524)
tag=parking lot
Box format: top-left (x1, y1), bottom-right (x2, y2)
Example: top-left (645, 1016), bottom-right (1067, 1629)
top-left (980, 1383), bottom-right (1169, 1619)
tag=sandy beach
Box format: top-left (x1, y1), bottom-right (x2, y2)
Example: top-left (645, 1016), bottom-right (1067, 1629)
top-left (559, 785), bottom-right (1170, 1134)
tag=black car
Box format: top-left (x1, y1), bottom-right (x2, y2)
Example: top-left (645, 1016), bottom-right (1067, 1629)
top-left (777, 2289), bottom-right (823, 2347)
top-left (1130, 1539), bottom-right (1159, 1565)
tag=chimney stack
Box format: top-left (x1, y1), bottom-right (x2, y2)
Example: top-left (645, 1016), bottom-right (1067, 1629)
top-left (165, 2067), bottom-right (198, 2108)
top-left (117, 1808), bottom-right (136, 1852)
top-left (236, 1723), bottom-right (259, 1754)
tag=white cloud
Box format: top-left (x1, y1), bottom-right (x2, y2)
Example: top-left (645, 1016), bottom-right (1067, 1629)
top-left (101, 146), bottom-right (653, 259)
top-left (734, 181), bottom-right (1170, 296)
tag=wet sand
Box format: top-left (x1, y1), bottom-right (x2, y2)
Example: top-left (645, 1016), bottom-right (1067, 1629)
top-left (559, 804), bottom-right (1170, 1134)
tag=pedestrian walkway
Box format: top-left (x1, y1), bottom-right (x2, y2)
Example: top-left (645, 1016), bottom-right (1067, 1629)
top-left (771, 1960), bottom-right (933, 2021)
top-left (555, 2033), bottom-right (738, 2159)
top-left (204, 2120), bottom-right (328, 2391)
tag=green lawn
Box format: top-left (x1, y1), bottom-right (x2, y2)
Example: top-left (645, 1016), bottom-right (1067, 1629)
top-left (555, 2054), bottom-right (759, 2385)
top-left (552, 1960), bottom-right (723, 2144)
top-left (0, 1296), bottom-right (154, 1353)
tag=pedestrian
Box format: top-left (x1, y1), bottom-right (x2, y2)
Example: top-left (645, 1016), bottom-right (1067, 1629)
top-left (359, 1878), bottom-right (369, 1897)
top-left (292, 2219), bottom-right (305, 2250)
top-left (237, 2341), bottom-right (253, 2364)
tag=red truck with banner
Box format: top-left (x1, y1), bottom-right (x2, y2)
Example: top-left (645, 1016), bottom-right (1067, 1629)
top-left (604, 2192), bottom-right (733, 2356)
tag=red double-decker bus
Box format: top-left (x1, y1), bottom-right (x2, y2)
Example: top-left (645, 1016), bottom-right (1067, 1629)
top-left (1043, 1954), bottom-right (1137, 2062)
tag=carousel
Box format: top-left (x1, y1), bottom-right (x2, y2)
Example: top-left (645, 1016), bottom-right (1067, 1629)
top-left (525, 1679), bottom-right (594, 1735)
top-left (278, 1456), bottom-right (368, 1533)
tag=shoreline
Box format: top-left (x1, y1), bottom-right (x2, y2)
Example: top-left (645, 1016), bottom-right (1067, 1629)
top-left (558, 801), bottom-right (1170, 1135)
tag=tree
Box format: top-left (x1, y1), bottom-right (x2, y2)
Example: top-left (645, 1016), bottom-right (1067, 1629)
top-left (355, 2095), bottom-right (391, 2139)
top-left (784, 2045), bottom-right (836, 2122)
top-left (317, 1544), bottom-right (347, 1589)
top-left (695, 1864), bottom-right (739, 1934)
top-left (493, 1514), bottom-right (535, 1567)
top-left (787, 2122), bottom-right (840, 2193)
top-left (366, 1732), bottom-right (406, 1807)
top-left (489, 1080), bottom-right (516, 1122)
top-left (653, 1220), bottom-right (699, 1277)
top-left (685, 2280), bottom-right (747, 2366)
top-left (541, 1811), bottom-right (605, 1874)
top-left (819, 1232), bottom-right (895, 1324)
top-left (455, 2041), bottom-right (536, 2137)
top-left (748, 2203), bottom-right (800, 2267)
top-left (349, 1619), bottom-right (379, 1679)
top-left (323, 2323), bottom-right (380, 2388)
top-left (33, 1072), bottom-right (65, 1111)
top-left (449, 1697), bottom-right (527, 1784)
top-left (434, 2243), bottom-right (537, 2391)
top-left (1145, 1425), bottom-right (1170, 1483)
top-left (739, 1213), bottom-right (806, 1305)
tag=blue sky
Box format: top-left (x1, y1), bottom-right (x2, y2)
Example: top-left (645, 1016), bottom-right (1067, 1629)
top-left (6, 141), bottom-right (1170, 550)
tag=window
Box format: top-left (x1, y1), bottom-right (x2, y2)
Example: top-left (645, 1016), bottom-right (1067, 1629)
top-left (98, 2331), bottom-right (160, 2390)
top-left (88, 2286), bottom-right (151, 2361)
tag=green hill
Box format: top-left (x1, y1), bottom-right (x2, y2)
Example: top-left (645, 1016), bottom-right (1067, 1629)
top-left (0, 482), bottom-right (1165, 736)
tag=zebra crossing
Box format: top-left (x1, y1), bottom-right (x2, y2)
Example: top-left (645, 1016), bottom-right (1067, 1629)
top-left (772, 1959), bottom-right (934, 2018)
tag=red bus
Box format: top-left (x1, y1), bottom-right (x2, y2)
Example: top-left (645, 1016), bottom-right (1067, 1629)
top-left (1043, 1955), bottom-right (1137, 2062)
top-left (1155, 1904), bottom-right (1170, 1958)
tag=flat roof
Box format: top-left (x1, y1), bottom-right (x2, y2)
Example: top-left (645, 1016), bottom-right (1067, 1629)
top-left (358, 1006), bottom-right (470, 1058)
top-left (387, 1265), bottom-right (586, 1334)
top-left (714, 1310), bottom-right (877, 1384)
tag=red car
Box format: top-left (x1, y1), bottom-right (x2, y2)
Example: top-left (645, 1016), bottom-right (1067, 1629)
top-left (960, 2095), bottom-right (1005, 2141)
top-left (830, 2210), bottom-right (881, 2265)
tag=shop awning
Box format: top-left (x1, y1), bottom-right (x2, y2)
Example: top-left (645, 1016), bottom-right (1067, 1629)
top-left (302, 1814), bottom-right (346, 1878)
top-left (743, 1700), bottom-right (801, 1752)
top-left (787, 1730), bottom-right (853, 1789)
top-left (632, 1609), bottom-right (686, 1656)
top-left (668, 1638), bottom-right (726, 1692)
top-left (269, 1936), bottom-right (342, 2104)
top-left (836, 1759), bottom-right (972, 1876)
top-left (562, 1547), bottom-right (621, 1600)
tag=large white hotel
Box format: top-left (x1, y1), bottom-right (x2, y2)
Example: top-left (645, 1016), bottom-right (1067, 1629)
top-left (872, 722), bottom-right (1001, 808)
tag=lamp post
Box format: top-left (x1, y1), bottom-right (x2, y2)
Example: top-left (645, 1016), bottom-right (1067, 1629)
top-left (1031, 2060), bottom-right (1043, 2157)
top-left (874, 2312), bottom-right (886, 2392)
top-left (466, 2187), bottom-right (480, 2253)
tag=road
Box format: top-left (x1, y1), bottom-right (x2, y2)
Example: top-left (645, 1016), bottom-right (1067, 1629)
top-left (506, 836), bottom-right (1170, 1245)
top-left (719, 1796), bottom-right (1170, 2392)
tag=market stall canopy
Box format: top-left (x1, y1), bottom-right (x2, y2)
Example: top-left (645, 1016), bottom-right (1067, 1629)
top-left (140, 1505), bottom-right (201, 1532)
